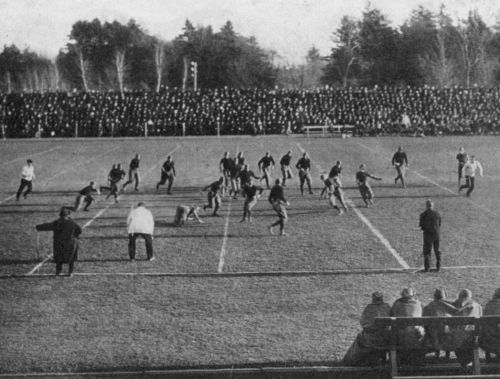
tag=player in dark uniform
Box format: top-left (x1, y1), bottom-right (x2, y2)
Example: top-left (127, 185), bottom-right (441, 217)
top-left (156, 155), bottom-right (176, 194)
top-left (73, 181), bottom-right (100, 211)
top-left (456, 147), bottom-right (467, 186)
top-left (268, 179), bottom-right (290, 236)
top-left (101, 164), bottom-right (126, 203)
top-left (280, 151), bottom-right (293, 186)
top-left (227, 158), bottom-right (242, 198)
top-left (329, 161), bottom-right (343, 184)
top-left (219, 152), bottom-right (232, 195)
top-left (392, 146), bottom-right (409, 188)
top-left (202, 177), bottom-right (224, 216)
top-left (122, 154), bottom-right (140, 191)
top-left (240, 179), bottom-right (264, 223)
top-left (258, 152), bottom-right (275, 189)
top-left (296, 152), bottom-right (314, 195)
top-left (356, 164), bottom-right (382, 207)
top-left (236, 151), bottom-right (245, 166)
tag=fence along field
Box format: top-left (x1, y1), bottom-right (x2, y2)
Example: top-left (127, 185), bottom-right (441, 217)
top-left (0, 135), bottom-right (500, 374)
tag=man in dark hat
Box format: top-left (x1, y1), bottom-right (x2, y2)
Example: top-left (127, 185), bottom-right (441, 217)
top-left (343, 291), bottom-right (391, 366)
top-left (419, 199), bottom-right (442, 272)
top-left (36, 207), bottom-right (82, 276)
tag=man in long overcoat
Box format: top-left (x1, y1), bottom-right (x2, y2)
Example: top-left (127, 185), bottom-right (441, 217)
top-left (36, 207), bottom-right (82, 275)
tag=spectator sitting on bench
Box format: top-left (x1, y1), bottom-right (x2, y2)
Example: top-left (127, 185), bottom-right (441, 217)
top-left (342, 291), bottom-right (391, 366)
top-left (480, 288), bottom-right (500, 362)
top-left (391, 287), bottom-right (425, 365)
top-left (423, 289), bottom-right (460, 360)
top-left (449, 289), bottom-right (483, 368)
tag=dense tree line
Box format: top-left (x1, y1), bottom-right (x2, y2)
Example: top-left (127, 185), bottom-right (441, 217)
top-left (1, 5), bottom-right (500, 91)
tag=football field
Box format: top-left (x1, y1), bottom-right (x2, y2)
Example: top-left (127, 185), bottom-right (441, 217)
top-left (1, 135), bottom-right (500, 374)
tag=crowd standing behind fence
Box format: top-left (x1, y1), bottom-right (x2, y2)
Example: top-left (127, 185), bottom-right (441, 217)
top-left (2, 86), bottom-right (500, 138)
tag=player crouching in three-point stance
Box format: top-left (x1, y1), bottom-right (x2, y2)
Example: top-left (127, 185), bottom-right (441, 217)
top-left (202, 177), bottom-right (224, 217)
top-left (268, 179), bottom-right (290, 236)
top-left (240, 178), bottom-right (264, 223)
top-left (73, 181), bottom-right (100, 211)
top-left (174, 205), bottom-right (203, 226)
top-left (356, 164), bottom-right (382, 207)
top-left (320, 175), bottom-right (347, 215)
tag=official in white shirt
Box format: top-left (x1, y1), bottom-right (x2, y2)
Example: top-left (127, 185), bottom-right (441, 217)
top-left (127, 202), bottom-right (155, 261)
top-left (16, 159), bottom-right (35, 201)
top-left (459, 155), bottom-right (483, 197)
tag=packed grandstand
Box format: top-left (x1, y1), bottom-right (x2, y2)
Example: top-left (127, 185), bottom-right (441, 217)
top-left (2, 85), bottom-right (500, 138)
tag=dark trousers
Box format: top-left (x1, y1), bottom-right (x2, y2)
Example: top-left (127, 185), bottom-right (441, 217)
top-left (423, 233), bottom-right (441, 271)
top-left (299, 171), bottom-right (312, 194)
top-left (55, 248), bottom-right (78, 275)
top-left (16, 179), bottom-right (32, 200)
top-left (128, 233), bottom-right (153, 260)
top-left (123, 170), bottom-right (139, 190)
top-left (459, 176), bottom-right (475, 197)
top-left (157, 173), bottom-right (174, 193)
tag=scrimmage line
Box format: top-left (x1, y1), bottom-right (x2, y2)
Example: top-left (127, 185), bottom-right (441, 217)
top-left (217, 143), bottom-right (239, 273)
top-left (25, 144), bottom-right (181, 276)
top-left (7, 264), bottom-right (500, 280)
top-left (296, 143), bottom-right (410, 270)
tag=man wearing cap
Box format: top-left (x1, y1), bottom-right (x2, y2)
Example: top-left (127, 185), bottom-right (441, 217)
top-left (480, 288), bottom-right (500, 361)
top-left (279, 151), bottom-right (293, 186)
top-left (36, 207), bottom-right (82, 276)
top-left (391, 288), bottom-right (425, 365)
top-left (16, 159), bottom-right (35, 201)
top-left (127, 202), bottom-right (155, 261)
top-left (419, 200), bottom-right (442, 272)
top-left (450, 289), bottom-right (483, 367)
top-left (343, 291), bottom-right (391, 366)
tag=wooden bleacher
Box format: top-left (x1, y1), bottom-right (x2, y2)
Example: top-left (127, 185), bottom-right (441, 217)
top-left (374, 316), bottom-right (500, 379)
top-left (302, 124), bottom-right (354, 137)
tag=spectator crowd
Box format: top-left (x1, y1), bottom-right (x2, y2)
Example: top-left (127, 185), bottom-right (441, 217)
top-left (2, 86), bottom-right (500, 138)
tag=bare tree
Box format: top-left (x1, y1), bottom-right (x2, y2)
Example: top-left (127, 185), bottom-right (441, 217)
top-left (153, 38), bottom-right (166, 92)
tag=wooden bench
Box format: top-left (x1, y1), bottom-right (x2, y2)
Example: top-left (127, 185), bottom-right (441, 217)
top-left (374, 316), bottom-right (500, 379)
top-left (302, 124), bottom-right (354, 137)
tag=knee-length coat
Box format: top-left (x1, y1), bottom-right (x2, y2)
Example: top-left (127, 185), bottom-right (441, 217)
top-left (36, 218), bottom-right (82, 263)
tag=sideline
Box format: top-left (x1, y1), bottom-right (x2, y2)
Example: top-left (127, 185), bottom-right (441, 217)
top-left (296, 143), bottom-right (410, 270)
top-left (25, 144), bottom-right (181, 276)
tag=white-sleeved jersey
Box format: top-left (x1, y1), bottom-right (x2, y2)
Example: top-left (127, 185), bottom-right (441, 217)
top-left (462, 160), bottom-right (483, 177)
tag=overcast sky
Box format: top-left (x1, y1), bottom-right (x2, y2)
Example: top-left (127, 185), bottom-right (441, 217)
top-left (0, 0), bottom-right (499, 64)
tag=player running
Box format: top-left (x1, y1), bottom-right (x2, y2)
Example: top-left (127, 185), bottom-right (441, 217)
top-left (356, 164), bottom-right (382, 207)
top-left (16, 159), bottom-right (35, 201)
top-left (73, 181), bottom-right (100, 211)
top-left (156, 155), bottom-right (176, 194)
top-left (329, 161), bottom-right (343, 185)
top-left (392, 146), bottom-right (409, 188)
top-left (320, 174), bottom-right (347, 215)
top-left (258, 152), bottom-right (275, 189)
top-left (202, 177), bottom-right (224, 217)
top-left (456, 146), bottom-right (468, 186)
top-left (219, 152), bottom-right (232, 195)
top-left (279, 151), bottom-right (293, 186)
top-left (122, 154), bottom-right (140, 191)
top-left (268, 179), bottom-right (290, 236)
top-left (240, 178), bottom-right (264, 223)
top-left (296, 152), bottom-right (314, 195)
top-left (101, 164), bottom-right (126, 203)
top-left (459, 155), bottom-right (483, 197)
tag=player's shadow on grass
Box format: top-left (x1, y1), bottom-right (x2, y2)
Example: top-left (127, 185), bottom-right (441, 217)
top-left (0, 209), bottom-right (63, 214)
top-left (375, 193), bottom-right (458, 199)
top-left (78, 258), bottom-right (131, 263)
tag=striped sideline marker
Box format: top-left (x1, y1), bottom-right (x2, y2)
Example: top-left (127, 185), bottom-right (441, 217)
top-left (296, 143), bottom-right (410, 270)
top-left (25, 144), bottom-right (181, 276)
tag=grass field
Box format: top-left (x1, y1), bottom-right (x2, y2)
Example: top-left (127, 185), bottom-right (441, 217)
top-left (1, 135), bottom-right (500, 375)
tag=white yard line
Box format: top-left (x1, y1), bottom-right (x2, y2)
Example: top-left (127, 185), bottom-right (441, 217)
top-left (5, 146), bottom-right (61, 165)
top-left (217, 144), bottom-right (239, 273)
top-left (25, 144), bottom-right (181, 276)
top-left (296, 143), bottom-right (410, 269)
top-left (356, 141), bottom-right (498, 217)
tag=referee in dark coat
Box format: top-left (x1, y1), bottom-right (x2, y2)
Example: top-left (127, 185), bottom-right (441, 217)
top-left (36, 207), bottom-right (82, 276)
top-left (419, 200), bottom-right (441, 272)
